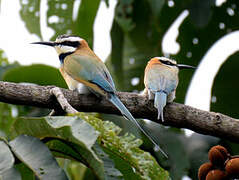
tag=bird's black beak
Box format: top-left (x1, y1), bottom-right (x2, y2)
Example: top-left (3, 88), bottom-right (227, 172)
top-left (31, 41), bottom-right (56, 47)
top-left (177, 64), bottom-right (196, 70)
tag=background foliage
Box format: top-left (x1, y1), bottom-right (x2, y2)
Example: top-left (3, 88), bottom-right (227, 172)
top-left (0, 0), bottom-right (239, 179)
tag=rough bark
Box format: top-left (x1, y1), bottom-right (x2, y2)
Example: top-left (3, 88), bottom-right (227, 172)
top-left (0, 81), bottom-right (238, 142)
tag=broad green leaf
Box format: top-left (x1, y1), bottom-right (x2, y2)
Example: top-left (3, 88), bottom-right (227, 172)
top-left (2, 64), bottom-right (67, 88)
top-left (211, 52), bottom-right (239, 118)
top-left (11, 116), bottom-right (107, 180)
top-left (19, 0), bottom-right (42, 39)
top-left (47, 0), bottom-right (100, 47)
top-left (93, 143), bottom-right (123, 179)
top-left (101, 146), bottom-right (141, 180)
top-left (0, 140), bottom-right (15, 173)
top-left (0, 140), bottom-right (21, 180)
top-left (0, 168), bottom-right (21, 180)
top-left (77, 113), bottom-right (170, 180)
top-left (15, 163), bottom-right (35, 180)
top-left (9, 135), bottom-right (68, 179)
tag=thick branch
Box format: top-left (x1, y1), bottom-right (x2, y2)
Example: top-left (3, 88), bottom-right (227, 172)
top-left (0, 81), bottom-right (238, 142)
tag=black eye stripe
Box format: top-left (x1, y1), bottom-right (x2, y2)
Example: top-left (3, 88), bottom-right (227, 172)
top-left (56, 41), bottom-right (80, 47)
top-left (159, 60), bottom-right (176, 66)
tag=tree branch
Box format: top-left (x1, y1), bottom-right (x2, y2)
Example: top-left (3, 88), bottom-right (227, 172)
top-left (0, 81), bottom-right (238, 142)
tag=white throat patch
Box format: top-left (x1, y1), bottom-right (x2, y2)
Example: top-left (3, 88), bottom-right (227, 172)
top-left (54, 45), bottom-right (76, 54)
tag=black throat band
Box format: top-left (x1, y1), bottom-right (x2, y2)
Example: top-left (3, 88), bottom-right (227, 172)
top-left (59, 52), bottom-right (74, 64)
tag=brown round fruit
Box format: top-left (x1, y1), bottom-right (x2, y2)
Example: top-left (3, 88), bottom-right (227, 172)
top-left (206, 170), bottom-right (227, 180)
top-left (208, 145), bottom-right (229, 167)
top-left (198, 162), bottom-right (213, 180)
top-left (225, 158), bottom-right (239, 178)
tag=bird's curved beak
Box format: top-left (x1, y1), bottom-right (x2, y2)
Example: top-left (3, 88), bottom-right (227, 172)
top-left (177, 64), bottom-right (196, 70)
top-left (31, 41), bottom-right (56, 47)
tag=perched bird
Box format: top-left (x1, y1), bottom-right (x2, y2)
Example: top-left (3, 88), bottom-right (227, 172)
top-left (32, 35), bottom-right (166, 155)
top-left (144, 57), bottom-right (195, 122)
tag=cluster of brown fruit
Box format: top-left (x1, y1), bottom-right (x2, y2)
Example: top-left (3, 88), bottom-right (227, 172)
top-left (198, 145), bottom-right (239, 180)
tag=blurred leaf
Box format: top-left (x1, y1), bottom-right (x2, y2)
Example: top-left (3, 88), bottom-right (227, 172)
top-left (0, 49), bottom-right (20, 80)
top-left (2, 64), bottom-right (67, 88)
top-left (147, 0), bottom-right (165, 20)
top-left (0, 103), bottom-right (15, 136)
top-left (175, 0), bottom-right (239, 102)
top-left (103, 0), bottom-right (109, 7)
top-left (0, 140), bottom-right (21, 180)
top-left (0, 49), bottom-right (9, 65)
top-left (19, 0), bottom-right (42, 39)
top-left (74, 0), bottom-right (101, 47)
top-left (189, 0), bottom-right (215, 28)
top-left (9, 135), bottom-right (68, 179)
top-left (211, 52), bottom-right (239, 118)
top-left (78, 113), bottom-right (170, 180)
top-left (114, 0), bottom-right (135, 32)
top-left (47, 0), bottom-right (100, 47)
top-left (186, 134), bottom-right (219, 180)
top-left (47, 0), bottom-right (74, 40)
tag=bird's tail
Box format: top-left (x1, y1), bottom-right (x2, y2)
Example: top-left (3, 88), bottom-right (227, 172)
top-left (154, 91), bottom-right (167, 122)
top-left (109, 93), bottom-right (167, 158)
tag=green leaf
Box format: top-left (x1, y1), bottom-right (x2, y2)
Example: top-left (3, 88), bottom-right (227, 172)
top-left (19, 0), bottom-right (42, 39)
top-left (11, 116), bottom-right (107, 180)
top-left (211, 52), bottom-right (239, 118)
top-left (0, 140), bottom-right (15, 173)
top-left (2, 64), bottom-right (67, 88)
top-left (93, 143), bottom-right (123, 179)
top-left (9, 135), bottom-right (68, 179)
top-left (15, 163), bottom-right (35, 180)
top-left (77, 113), bottom-right (170, 180)
top-left (0, 140), bottom-right (21, 180)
